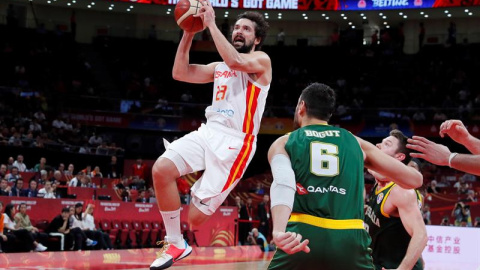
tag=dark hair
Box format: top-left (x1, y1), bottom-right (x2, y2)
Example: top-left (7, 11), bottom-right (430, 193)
top-left (389, 129), bottom-right (412, 165)
top-left (5, 203), bottom-right (14, 220)
top-left (19, 202), bottom-right (27, 208)
top-left (300, 83), bottom-right (336, 121)
top-left (237, 12), bottom-right (269, 51)
top-left (61, 207), bottom-right (70, 213)
top-left (75, 202), bottom-right (83, 208)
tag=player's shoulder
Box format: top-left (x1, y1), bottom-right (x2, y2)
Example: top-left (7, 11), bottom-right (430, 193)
top-left (389, 184), bottom-right (418, 205)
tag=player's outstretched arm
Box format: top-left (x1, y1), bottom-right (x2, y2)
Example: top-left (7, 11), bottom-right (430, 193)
top-left (408, 136), bottom-right (480, 176)
top-left (268, 136), bottom-right (310, 255)
top-left (195, 0), bottom-right (271, 77)
top-left (439, 120), bottom-right (480, 154)
top-left (385, 186), bottom-right (427, 270)
top-left (356, 137), bottom-right (422, 189)
top-left (172, 31), bottom-right (219, 84)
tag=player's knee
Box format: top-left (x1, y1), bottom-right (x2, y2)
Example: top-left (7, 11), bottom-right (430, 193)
top-left (152, 158), bottom-right (178, 183)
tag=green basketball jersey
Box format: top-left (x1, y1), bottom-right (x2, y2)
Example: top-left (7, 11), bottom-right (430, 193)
top-left (285, 124), bottom-right (365, 220)
top-left (364, 182), bottom-right (424, 270)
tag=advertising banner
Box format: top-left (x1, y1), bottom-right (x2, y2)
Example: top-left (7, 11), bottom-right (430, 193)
top-left (112, 0), bottom-right (480, 10)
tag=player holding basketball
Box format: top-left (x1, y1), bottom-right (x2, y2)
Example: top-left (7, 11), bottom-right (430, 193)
top-left (267, 83), bottom-right (422, 270)
top-left (150, 2), bottom-right (271, 269)
top-left (365, 130), bottom-right (427, 270)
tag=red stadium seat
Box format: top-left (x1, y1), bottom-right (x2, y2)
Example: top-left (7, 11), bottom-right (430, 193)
top-left (121, 220), bottom-right (137, 249)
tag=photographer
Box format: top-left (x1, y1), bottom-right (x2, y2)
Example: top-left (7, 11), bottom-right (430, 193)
top-left (451, 201), bottom-right (472, 227)
top-left (440, 216), bottom-right (450, 226)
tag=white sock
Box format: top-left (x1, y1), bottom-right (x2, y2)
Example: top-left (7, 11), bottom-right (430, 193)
top-left (161, 209), bottom-right (184, 248)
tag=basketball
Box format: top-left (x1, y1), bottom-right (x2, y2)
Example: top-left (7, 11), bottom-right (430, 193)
top-left (174, 0), bottom-right (205, 33)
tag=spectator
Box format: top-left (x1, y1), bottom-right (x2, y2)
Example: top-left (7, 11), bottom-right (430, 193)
top-left (131, 158), bottom-right (147, 181)
top-left (464, 190), bottom-right (477, 202)
top-left (57, 163), bottom-right (65, 174)
top-left (254, 182), bottom-right (265, 195)
top-left (239, 197), bottom-right (254, 245)
top-left (91, 166), bottom-right (103, 178)
top-left (0, 164), bottom-right (7, 179)
top-left (47, 207), bottom-right (97, 251)
top-left (0, 201), bottom-right (13, 253)
top-left (96, 142), bottom-right (109, 155)
top-left (65, 164), bottom-right (75, 176)
top-left (51, 182), bottom-right (60, 198)
top-left (33, 157), bottom-right (48, 172)
top-left (3, 204), bottom-right (47, 252)
top-left (148, 187), bottom-right (156, 203)
top-left (71, 203), bottom-right (104, 249)
top-left (422, 203), bottom-right (431, 225)
top-left (88, 133), bottom-right (102, 147)
top-left (52, 116), bottom-right (65, 129)
top-left (257, 194), bottom-right (271, 239)
top-left (5, 167), bottom-right (21, 182)
top-left (33, 110), bottom-right (46, 122)
top-left (440, 216), bottom-right (450, 226)
top-left (6, 157), bottom-right (14, 171)
top-left (106, 156), bottom-right (120, 178)
top-left (12, 155), bottom-right (27, 172)
top-left (246, 228), bottom-right (273, 252)
top-left (82, 204), bottom-right (113, 250)
top-left (129, 176), bottom-right (145, 191)
top-left (0, 179), bottom-right (11, 196)
top-left (136, 190), bottom-right (148, 203)
top-left (234, 196), bottom-right (243, 215)
top-left (29, 119), bottom-right (42, 134)
top-left (10, 178), bottom-right (26, 197)
top-left (68, 171), bottom-right (85, 187)
top-left (50, 170), bottom-right (63, 184)
top-left (38, 170), bottom-right (49, 185)
top-left (37, 181), bottom-right (55, 199)
top-left (78, 175), bottom-right (92, 188)
top-left (115, 176), bottom-right (129, 190)
top-left (457, 180), bottom-right (470, 194)
top-left (81, 165), bottom-right (92, 176)
top-left (14, 203), bottom-right (48, 245)
top-left (474, 217), bottom-right (480, 228)
top-left (451, 201), bottom-right (471, 227)
top-left (25, 179), bottom-right (38, 198)
top-left (427, 180), bottom-right (441, 194)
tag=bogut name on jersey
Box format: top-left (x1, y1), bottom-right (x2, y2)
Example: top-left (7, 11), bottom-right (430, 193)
top-left (364, 205), bottom-right (380, 227)
top-left (304, 130), bottom-right (341, 138)
top-left (307, 185), bottom-right (346, 195)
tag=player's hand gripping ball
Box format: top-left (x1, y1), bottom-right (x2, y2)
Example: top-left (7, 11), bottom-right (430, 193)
top-left (174, 0), bottom-right (206, 33)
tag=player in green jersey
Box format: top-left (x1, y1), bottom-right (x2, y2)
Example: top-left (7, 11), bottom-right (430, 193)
top-left (365, 130), bottom-right (427, 270)
top-left (267, 83), bottom-right (423, 270)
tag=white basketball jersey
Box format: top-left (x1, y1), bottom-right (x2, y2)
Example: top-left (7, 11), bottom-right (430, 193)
top-left (205, 62), bottom-right (270, 135)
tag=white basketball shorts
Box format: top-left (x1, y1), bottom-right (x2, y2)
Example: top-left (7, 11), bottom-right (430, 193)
top-left (161, 122), bottom-right (257, 215)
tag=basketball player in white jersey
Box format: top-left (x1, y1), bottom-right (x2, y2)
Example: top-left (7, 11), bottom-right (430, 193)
top-left (150, 2), bottom-right (271, 269)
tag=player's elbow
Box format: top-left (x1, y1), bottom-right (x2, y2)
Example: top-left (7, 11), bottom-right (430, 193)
top-left (418, 229), bottom-right (428, 247)
top-left (172, 69), bottom-right (184, 81)
top-left (410, 171), bottom-right (423, 189)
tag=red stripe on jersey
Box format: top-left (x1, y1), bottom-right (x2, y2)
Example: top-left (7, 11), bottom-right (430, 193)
top-left (242, 82), bottom-right (261, 134)
top-left (221, 134), bottom-right (255, 192)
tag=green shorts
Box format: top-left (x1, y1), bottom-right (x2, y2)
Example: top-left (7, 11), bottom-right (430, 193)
top-left (268, 222), bottom-right (375, 270)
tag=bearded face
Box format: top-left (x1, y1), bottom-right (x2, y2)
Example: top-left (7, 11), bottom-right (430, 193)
top-left (232, 18), bottom-right (258, 54)
top-left (232, 34), bottom-right (255, 53)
